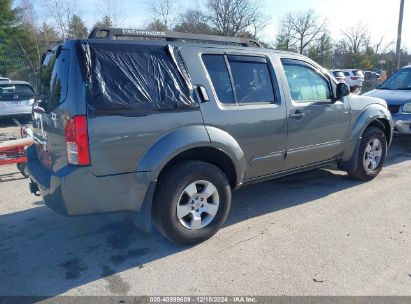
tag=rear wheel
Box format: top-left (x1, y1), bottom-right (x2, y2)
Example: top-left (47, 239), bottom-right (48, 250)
top-left (153, 161), bottom-right (231, 245)
top-left (346, 126), bottom-right (387, 181)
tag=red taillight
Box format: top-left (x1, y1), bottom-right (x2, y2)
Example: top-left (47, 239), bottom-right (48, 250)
top-left (65, 115), bottom-right (90, 166)
top-left (351, 77), bottom-right (359, 80)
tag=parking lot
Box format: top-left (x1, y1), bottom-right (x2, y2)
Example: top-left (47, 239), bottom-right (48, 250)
top-left (0, 121), bottom-right (410, 296)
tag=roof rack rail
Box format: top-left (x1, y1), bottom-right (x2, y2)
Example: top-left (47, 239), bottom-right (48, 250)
top-left (88, 27), bottom-right (263, 48)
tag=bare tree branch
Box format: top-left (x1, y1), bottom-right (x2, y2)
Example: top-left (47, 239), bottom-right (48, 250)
top-left (147, 0), bottom-right (177, 29)
top-left (277, 10), bottom-right (327, 54)
top-left (340, 22), bottom-right (370, 54)
top-left (95, 0), bottom-right (125, 27)
top-left (43, 0), bottom-right (78, 39)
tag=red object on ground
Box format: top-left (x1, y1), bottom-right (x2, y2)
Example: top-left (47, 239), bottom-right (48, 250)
top-left (0, 138), bottom-right (33, 166)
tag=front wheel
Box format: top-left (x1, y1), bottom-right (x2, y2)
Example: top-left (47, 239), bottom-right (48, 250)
top-left (346, 126), bottom-right (387, 181)
top-left (153, 161), bottom-right (232, 245)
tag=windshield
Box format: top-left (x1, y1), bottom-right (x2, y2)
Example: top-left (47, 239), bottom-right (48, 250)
top-left (0, 84), bottom-right (34, 101)
top-left (380, 68), bottom-right (411, 90)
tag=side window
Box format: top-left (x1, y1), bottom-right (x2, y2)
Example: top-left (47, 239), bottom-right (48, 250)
top-left (228, 56), bottom-right (275, 103)
top-left (39, 49), bottom-right (70, 112)
top-left (282, 61), bottom-right (331, 102)
top-left (202, 54), bottom-right (235, 104)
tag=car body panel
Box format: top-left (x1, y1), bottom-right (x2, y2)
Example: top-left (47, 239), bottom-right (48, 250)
top-left (278, 57), bottom-right (350, 169)
top-left (179, 46), bottom-right (288, 179)
top-left (340, 95), bottom-right (393, 166)
top-left (27, 38), bottom-right (395, 220)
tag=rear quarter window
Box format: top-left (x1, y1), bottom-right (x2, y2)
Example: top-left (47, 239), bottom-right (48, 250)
top-left (38, 49), bottom-right (70, 112)
top-left (85, 43), bottom-right (197, 115)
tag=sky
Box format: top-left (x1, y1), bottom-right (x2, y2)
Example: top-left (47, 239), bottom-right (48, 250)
top-left (17, 0), bottom-right (411, 50)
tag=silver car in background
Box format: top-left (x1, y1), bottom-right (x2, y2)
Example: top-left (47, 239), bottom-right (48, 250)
top-left (0, 80), bottom-right (35, 118)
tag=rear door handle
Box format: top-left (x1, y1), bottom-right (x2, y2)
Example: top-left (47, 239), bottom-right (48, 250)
top-left (289, 111), bottom-right (305, 119)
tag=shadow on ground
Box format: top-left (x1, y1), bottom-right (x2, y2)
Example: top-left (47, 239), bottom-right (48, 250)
top-left (0, 137), bottom-right (409, 296)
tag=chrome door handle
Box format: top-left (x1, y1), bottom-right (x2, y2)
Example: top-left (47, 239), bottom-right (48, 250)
top-left (289, 112), bottom-right (305, 119)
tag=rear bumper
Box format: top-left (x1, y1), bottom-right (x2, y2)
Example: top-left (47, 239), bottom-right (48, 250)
top-left (392, 114), bottom-right (411, 134)
top-left (27, 145), bottom-right (154, 216)
top-left (0, 106), bottom-right (32, 117)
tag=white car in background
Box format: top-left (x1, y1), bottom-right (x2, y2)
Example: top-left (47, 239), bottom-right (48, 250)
top-left (329, 70), bottom-right (346, 83)
top-left (0, 80), bottom-right (35, 118)
top-left (342, 69), bottom-right (364, 90)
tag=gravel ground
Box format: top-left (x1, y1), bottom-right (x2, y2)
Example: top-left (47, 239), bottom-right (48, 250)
top-left (0, 120), bottom-right (410, 296)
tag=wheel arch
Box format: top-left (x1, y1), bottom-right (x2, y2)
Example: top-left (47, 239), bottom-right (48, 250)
top-left (137, 125), bottom-right (246, 188)
top-left (339, 104), bottom-right (393, 170)
top-left (157, 146), bottom-right (239, 189)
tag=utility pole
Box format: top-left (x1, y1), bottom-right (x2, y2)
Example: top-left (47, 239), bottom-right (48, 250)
top-left (396, 0), bottom-right (405, 70)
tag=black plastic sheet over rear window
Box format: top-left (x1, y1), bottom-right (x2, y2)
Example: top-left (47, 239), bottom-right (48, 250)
top-left (82, 43), bottom-right (197, 115)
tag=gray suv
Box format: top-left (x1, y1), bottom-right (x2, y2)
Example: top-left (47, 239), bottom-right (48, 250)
top-left (28, 28), bottom-right (394, 245)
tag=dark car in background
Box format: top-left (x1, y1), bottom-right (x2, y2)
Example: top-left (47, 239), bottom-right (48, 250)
top-left (0, 80), bottom-right (35, 119)
top-left (363, 65), bottom-right (411, 134)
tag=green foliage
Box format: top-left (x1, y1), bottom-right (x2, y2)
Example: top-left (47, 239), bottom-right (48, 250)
top-left (94, 15), bottom-right (113, 28)
top-left (68, 15), bottom-right (88, 39)
top-left (0, 0), bottom-right (38, 81)
top-left (146, 19), bottom-right (167, 31)
top-left (308, 33), bottom-right (333, 67)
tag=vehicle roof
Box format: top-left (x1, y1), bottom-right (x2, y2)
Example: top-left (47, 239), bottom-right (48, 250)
top-left (0, 80), bottom-right (32, 86)
top-left (80, 38), bottom-right (295, 55)
top-left (64, 38), bottom-right (313, 67)
top-left (402, 65), bottom-right (411, 69)
top-left (61, 37), bottom-right (324, 71)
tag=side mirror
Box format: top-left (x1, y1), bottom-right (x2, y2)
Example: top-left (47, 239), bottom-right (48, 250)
top-left (336, 83), bottom-right (350, 99)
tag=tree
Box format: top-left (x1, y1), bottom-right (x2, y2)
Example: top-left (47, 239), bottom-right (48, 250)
top-left (0, 0), bottom-right (40, 84)
top-left (275, 24), bottom-right (297, 52)
top-left (44, 0), bottom-right (77, 39)
top-left (38, 22), bottom-right (60, 51)
top-left (340, 23), bottom-right (370, 54)
top-left (148, 0), bottom-right (176, 30)
top-left (146, 19), bottom-right (167, 31)
top-left (206, 0), bottom-right (265, 37)
top-left (68, 14), bottom-right (87, 38)
top-left (308, 32), bottom-right (333, 67)
top-left (277, 10), bottom-right (327, 55)
top-left (95, 0), bottom-right (124, 28)
top-left (94, 15), bottom-right (114, 28)
top-left (173, 9), bottom-right (215, 34)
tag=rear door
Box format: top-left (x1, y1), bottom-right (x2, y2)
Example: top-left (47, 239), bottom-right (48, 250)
top-left (180, 46), bottom-right (288, 179)
top-left (280, 58), bottom-right (349, 170)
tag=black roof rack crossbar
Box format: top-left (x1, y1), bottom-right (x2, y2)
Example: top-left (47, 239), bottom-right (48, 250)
top-left (88, 27), bottom-right (263, 48)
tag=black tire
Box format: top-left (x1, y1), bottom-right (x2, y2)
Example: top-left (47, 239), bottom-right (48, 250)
top-left (152, 160), bottom-right (232, 245)
top-left (17, 163), bottom-right (29, 178)
top-left (347, 126), bottom-right (387, 181)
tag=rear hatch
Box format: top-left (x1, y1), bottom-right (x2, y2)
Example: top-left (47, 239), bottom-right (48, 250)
top-left (32, 45), bottom-right (72, 173)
